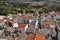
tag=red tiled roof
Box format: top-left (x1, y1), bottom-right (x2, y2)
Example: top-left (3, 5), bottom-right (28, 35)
top-left (18, 24), bottom-right (26, 28)
top-left (3, 16), bottom-right (6, 19)
top-left (0, 19), bottom-right (4, 22)
top-left (49, 21), bottom-right (55, 24)
top-left (18, 14), bottom-right (35, 19)
top-left (56, 11), bottom-right (60, 15)
top-left (18, 16), bottom-right (23, 18)
top-left (0, 16), bottom-right (6, 21)
top-left (44, 24), bottom-right (50, 28)
top-left (41, 13), bottom-right (46, 16)
top-left (18, 16), bottom-right (29, 19)
top-left (56, 18), bottom-right (60, 21)
top-left (29, 14), bottom-right (34, 17)
top-left (27, 34), bottom-right (34, 40)
top-left (23, 16), bottom-right (29, 19)
top-left (13, 37), bottom-right (18, 40)
top-left (27, 33), bottom-right (46, 40)
top-left (0, 16), bottom-right (6, 19)
top-left (46, 18), bottom-right (53, 22)
top-left (42, 21), bottom-right (55, 28)
top-left (35, 33), bottom-right (45, 40)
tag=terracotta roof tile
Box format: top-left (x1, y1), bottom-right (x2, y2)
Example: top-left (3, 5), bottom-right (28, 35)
top-left (44, 24), bottom-right (50, 28)
top-left (56, 11), bottom-right (60, 15)
top-left (56, 18), bottom-right (60, 21)
top-left (46, 18), bottom-right (53, 22)
top-left (0, 19), bottom-right (4, 22)
top-left (42, 21), bottom-right (55, 28)
top-left (27, 33), bottom-right (45, 40)
top-left (29, 14), bottom-right (34, 17)
top-left (27, 34), bottom-right (34, 40)
top-left (0, 16), bottom-right (6, 19)
top-left (49, 21), bottom-right (55, 24)
top-left (23, 16), bottom-right (29, 19)
top-left (35, 33), bottom-right (45, 40)
top-left (18, 16), bottom-right (30, 19)
top-left (42, 22), bottom-right (49, 24)
top-left (18, 24), bottom-right (26, 28)
top-left (41, 13), bottom-right (46, 16)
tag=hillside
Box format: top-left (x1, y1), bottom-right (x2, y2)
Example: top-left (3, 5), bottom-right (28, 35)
top-left (1, 0), bottom-right (60, 2)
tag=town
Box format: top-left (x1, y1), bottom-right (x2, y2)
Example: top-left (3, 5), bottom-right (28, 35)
top-left (0, 0), bottom-right (60, 40)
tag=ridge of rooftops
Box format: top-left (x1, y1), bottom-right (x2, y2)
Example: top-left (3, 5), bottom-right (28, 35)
top-left (27, 33), bottom-right (45, 40)
top-left (0, 11), bottom-right (60, 26)
top-left (0, 11), bottom-right (60, 40)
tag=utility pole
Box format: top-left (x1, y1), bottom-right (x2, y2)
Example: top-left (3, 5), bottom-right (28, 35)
top-left (38, 12), bottom-right (42, 29)
top-left (34, 10), bottom-right (39, 40)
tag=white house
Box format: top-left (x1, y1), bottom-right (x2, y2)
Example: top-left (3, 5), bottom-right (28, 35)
top-left (13, 23), bottom-right (18, 27)
top-left (0, 16), bottom-right (6, 20)
top-left (50, 24), bottom-right (56, 28)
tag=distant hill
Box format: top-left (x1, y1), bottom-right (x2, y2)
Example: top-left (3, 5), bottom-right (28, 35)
top-left (0, 0), bottom-right (60, 2)
top-left (0, 0), bottom-right (43, 2)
